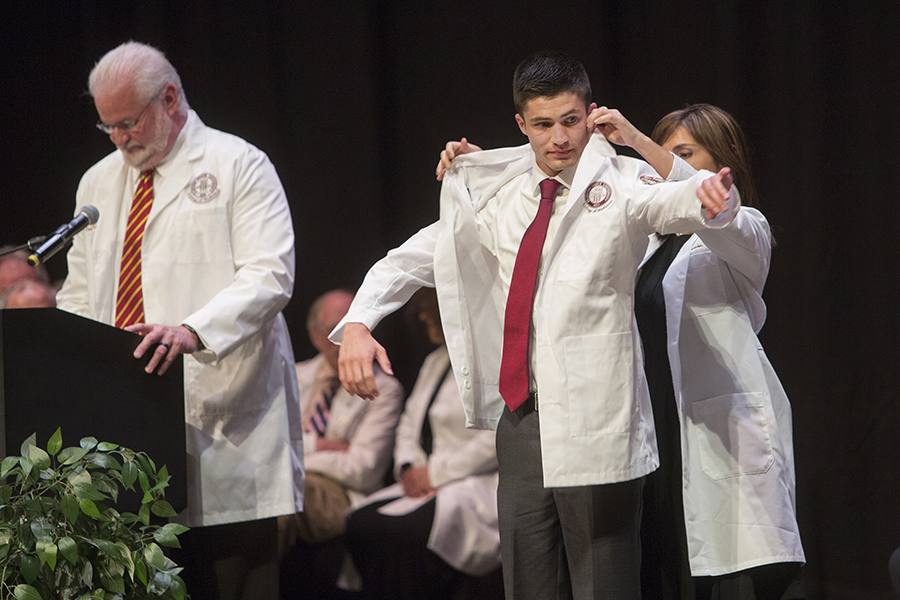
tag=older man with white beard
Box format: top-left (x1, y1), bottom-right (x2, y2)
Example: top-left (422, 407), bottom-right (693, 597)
top-left (56, 41), bottom-right (303, 600)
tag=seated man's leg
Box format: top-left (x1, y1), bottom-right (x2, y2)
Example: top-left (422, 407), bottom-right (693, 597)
top-left (496, 404), bottom-right (572, 600)
top-left (555, 477), bottom-right (644, 600)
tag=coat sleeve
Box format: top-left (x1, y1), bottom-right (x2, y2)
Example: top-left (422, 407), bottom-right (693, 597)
top-left (692, 208), bottom-right (772, 292)
top-left (182, 145), bottom-right (295, 362)
top-left (330, 221), bottom-right (440, 342)
top-left (632, 165), bottom-right (740, 236)
top-left (658, 156), bottom-right (771, 288)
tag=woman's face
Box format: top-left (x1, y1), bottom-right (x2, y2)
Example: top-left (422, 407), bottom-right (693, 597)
top-left (662, 126), bottom-right (721, 172)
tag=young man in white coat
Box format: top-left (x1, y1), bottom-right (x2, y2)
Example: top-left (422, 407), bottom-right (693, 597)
top-left (332, 52), bottom-right (738, 600)
top-left (56, 42), bottom-right (303, 599)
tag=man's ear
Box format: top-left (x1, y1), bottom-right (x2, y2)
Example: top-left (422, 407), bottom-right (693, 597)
top-left (162, 82), bottom-right (179, 116)
top-left (515, 113), bottom-right (527, 136)
top-left (588, 102), bottom-right (597, 113)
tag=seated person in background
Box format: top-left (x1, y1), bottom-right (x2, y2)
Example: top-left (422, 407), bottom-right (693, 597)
top-left (279, 289), bottom-right (404, 599)
top-left (344, 287), bottom-right (502, 600)
top-left (0, 249), bottom-right (51, 295)
top-left (0, 279), bottom-right (57, 308)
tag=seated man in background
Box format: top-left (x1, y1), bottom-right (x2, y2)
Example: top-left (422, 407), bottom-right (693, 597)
top-left (344, 287), bottom-right (502, 600)
top-left (0, 249), bottom-right (51, 296)
top-left (280, 289), bottom-right (404, 599)
top-left (0, 279), bottom-right (57, 309)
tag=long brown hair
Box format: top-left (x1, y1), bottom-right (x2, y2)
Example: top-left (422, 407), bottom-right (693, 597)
top-left (651, 104), bottom-right (759, 209)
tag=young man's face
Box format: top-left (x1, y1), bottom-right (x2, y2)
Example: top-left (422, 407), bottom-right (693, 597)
top-left (516, 93), bottom-right (596, 176)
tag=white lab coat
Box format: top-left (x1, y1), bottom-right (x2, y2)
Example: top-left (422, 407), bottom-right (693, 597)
top-left (644, 207), bottom-right (805, 575)
top-left (57, 111), bottom-right (304, 527)
top-left (296, 355), bottom-right (403, 504)
top-left (333, 133), bottom-right (738, 487)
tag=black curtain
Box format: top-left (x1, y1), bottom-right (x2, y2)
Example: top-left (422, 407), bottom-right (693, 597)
top-left (2, 2), bottom-right (897, 597)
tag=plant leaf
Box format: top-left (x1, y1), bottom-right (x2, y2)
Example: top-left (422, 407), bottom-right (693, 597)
top-left (100, 571), bottom-right (126, 595)
top-left (96, 539), bottom-right (121, 560)
top-left (138, 503), bottom-right (150, 526)
top-left (153, 523), bottom-right (188, 548)
top-left (13, 584), bottom-right (43, 600)
top-left (58, 446), bottom-right (90, 465)
top-left (116, 541), bottom-right (135, 580)
top-left (73, 481), bottom-right (108, 502)
top-left (97, 442), bottom-right (119, 451)
top-left (19, 433), bottom-right (36, 457)
top-left (79, 498), bottom-right (102, 519)
top-left (29, 518), bottom-right (53, 542)
top-left (27, 445), bottom-right (50, 470)
top-left (47, 427), bottom-right (63, 456)
top-left (150, 500), bottom-right (177, 518)
top-left (81, 560), bottom-right (93, 587)
top-left (144, 542), bottom-right (166, 569)
top-left (168, 573), bottom-right (188, 600)
top-left (1, 456), bottom-right (19, 477)
top-left (90, 453), bottom-right (122, 470)
top-left (20, 553), bottom-right (40, 583)
top-left (61, 493), bottom-right (80, 523)
top-left (18, 456), bottom-right (34, 477)
top-left (153, 570), bottom-right (173, 592)
top-left (121, 461), bottom-right (138, 489)
top-left (79, 436), bottom-right (98, 450)
top-left (135, 558), bottom-right (148, 585)
top-left (58, 536), bottom-right (78, 565)
top-left (36, 539), bottom-right (57, 570)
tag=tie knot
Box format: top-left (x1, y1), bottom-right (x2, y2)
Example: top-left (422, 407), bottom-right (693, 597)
top-left (539, 178), bottom-right (561, 202)
top-left (140, 170), bottom-right (153, 183)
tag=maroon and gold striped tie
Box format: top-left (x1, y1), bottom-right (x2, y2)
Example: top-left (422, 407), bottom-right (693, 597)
top-left (115, 170), bottom-right (154, 329)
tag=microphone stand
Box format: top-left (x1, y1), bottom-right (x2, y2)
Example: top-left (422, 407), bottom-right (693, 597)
top-left (0, 236), bottom-right (49, 258)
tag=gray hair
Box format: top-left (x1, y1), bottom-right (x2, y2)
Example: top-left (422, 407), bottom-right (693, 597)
top-left (89, 41), bottom-right (189, 113)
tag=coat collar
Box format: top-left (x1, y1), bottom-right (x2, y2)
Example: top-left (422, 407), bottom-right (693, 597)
top-left (146, 110), bottom-right (205, 219)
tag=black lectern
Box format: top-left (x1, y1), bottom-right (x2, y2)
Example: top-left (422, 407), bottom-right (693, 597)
top-left (0, 308), bottom-right (187, 511)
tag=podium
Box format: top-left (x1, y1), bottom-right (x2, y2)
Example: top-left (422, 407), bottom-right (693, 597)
top-left (0, 308), bottom-right (187, 512)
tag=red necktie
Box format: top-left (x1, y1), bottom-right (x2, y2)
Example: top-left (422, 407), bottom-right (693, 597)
top-left (115, 170), bottom-right (154, 329)
top-left (499, 178), bottom-right (561, 410)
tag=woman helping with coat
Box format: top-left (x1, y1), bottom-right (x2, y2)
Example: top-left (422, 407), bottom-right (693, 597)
top-left (591, 104), bottom-right (805, 599)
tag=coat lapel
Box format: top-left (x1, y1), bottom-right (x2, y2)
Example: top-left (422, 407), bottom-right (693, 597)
top-left (146, 112), bottom-right (205, 228)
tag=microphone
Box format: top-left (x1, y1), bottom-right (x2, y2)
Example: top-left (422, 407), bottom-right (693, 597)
top-left (28, 206), bottom-right (100, 267)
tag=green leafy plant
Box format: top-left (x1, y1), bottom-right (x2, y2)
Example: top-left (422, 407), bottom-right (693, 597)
top-left (0, 428), bottom-right (189, 599)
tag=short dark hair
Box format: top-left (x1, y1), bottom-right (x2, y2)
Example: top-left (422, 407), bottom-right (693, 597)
top-left (513, 51), bottom-right (592, 114)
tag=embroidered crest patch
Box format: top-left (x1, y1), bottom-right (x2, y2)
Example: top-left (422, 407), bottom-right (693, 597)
top-left (188, 173), bottom-right (220, 203)
top-left (640, 175), bottom-right (665, 185)
top-left (584, 181), bottom-right (612, 212)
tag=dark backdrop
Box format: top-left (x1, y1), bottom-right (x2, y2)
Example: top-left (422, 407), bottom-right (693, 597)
top-left (2, 2), bottom-right (897, 598)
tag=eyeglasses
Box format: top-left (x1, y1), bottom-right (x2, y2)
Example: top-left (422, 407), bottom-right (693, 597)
top-left (95, 88), bottom-right (163, 134)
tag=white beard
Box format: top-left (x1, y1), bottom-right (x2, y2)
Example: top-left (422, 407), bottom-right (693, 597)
top-left (119, 111), bottom-right (171, 171)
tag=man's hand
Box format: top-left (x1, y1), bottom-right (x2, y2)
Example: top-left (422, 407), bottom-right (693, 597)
top-left (587, 106), bottom-right (644, 147)
top-left (337, 323), bottom-right (393, 400)
top-left (400, 465), bottom-right (434, 498)
top-left (435, 137), bottom-right (482, 181)
top-left (126, 323), bottom-right (199, 375)
top-left (696, 167), bottom-right (734, 220)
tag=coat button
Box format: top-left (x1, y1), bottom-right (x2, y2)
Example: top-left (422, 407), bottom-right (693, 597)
top-left (465, 380), bottom-right (472, 390)
top-left (461, 367), bottom-right (469, 376)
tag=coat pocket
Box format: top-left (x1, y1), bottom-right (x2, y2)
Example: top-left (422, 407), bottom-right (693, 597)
top-left (690, 392), bottom-right (774, 480)
top-left (564, 332), bottom-right (635, 436)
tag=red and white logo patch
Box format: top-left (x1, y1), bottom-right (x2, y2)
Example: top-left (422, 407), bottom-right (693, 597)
top-left (188, 173), bottom-right (220, 203)
top-left (584, 181), bottom-right (612, 212)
